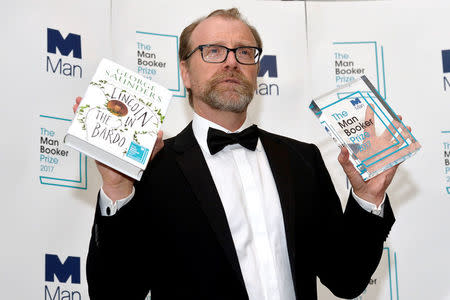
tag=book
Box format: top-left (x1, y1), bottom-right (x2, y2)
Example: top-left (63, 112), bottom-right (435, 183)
top-left (64, 58), bottom-right (172, 180)
top-left (309, 75), bottom-right (421, 181)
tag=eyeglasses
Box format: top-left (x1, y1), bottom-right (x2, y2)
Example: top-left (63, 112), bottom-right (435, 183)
top-left (185, 44), bottom-right (262, 65)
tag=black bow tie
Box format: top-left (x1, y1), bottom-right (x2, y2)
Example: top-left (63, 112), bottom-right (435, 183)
top-left (207, 125), bottom-right (259, 155)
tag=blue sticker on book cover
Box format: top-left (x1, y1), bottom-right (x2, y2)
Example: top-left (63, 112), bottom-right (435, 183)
top-left (127, 141), bottom-right (149, 164)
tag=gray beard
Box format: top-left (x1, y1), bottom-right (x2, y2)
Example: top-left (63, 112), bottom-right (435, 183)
top-left (201, 89), bottom-right (253, 113)
top-left (198, 70), bottom-right (255, 113)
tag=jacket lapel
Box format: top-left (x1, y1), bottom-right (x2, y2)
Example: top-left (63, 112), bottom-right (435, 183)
top-left (172, 123), bottom-right (246, 289)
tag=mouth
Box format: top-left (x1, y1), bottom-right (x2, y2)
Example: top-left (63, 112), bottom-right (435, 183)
top-left (221, 78), bottom-right (241, 84)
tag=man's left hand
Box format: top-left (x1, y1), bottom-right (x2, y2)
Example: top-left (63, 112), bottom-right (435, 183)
top-left (338, 146), bottom-right (398, 207)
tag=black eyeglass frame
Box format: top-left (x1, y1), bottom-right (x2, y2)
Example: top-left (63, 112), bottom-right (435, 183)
top-left (185, 44), bottom-right (263, 65)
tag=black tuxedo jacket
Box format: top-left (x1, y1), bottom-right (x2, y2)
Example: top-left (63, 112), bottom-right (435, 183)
top-left (87, 123), bottom-right (395, 300)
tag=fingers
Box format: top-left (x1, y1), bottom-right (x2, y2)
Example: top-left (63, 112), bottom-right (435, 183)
top-left (364, 104), bottom-right (375, 136)
top-left (338, 147), bottom-right (353, 174)
top-left (396, 115), bottom-right (415, 143)
top-left (338, 147), bottom-right (359, 178)
top-left (380, 117), bottom-right (401, 140)
top-left (150, 130), bottom-right (164, 160)
top-left (381, 114), bottom-right (414, 145)
top-left (73, 96), bottom-right (82, 114)
top-left (338, 146), bottom-right (365, 189)
top-left (155, 130), bottom-right (164, 151)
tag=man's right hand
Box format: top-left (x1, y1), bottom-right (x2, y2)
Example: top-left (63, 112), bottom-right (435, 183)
top-left (73, 96), bottom-right (164, 202)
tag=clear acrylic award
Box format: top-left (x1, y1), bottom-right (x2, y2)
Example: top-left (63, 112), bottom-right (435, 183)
top-left (309, 76), bottom-right (421, 181)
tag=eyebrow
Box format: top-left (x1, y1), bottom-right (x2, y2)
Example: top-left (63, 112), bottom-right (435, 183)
top-left (205, 41), bottom-right (258, 47)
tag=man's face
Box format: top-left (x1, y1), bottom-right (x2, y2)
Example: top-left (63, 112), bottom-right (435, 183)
top-left (181, 16), bottom-right (259, 113)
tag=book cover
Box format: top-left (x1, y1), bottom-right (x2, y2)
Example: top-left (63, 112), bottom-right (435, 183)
top-left (64, 58), bottom-right (172, 180)
top-left (309, 75), bottom-right (421, 181)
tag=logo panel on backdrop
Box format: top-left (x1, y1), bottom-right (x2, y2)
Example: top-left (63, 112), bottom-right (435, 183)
top-left (333, 41), bottom-right (387, 98)
top-left (39, 115), bottom-right (87, 189)
top-left (350, 248), bottom-right (399, 300)
top-left (441, 50), bottom-right (450, 191)
top-left (44, 254), bottom-right (82, 300)
top-left (442, 130), bottom-right (450, 194)
top-left (256, 54), bottom-right (279, 96)
top-left (332, 41), bottom-right (388, 189)
top-left (47, 28), bottom-right (82, 59)
top-left (328, 42), bottom-right (403, 300)
top-left (136, 31), bottom-right (185, 98)
top-left (46, 28), bottom-right (83, 78)
top-left (442, 49), bottom-right (450, 91)
top-left (45, 254), bottom-right (80, 284)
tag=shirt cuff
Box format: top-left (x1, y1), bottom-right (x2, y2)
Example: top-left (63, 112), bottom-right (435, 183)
top-left (99, 186), bottom-right (135, 217)
top-left (351, 189), bottom-right (385, 218)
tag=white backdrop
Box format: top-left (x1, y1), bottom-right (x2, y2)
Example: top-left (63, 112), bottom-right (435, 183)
top-left (1, 0), bottom-right (449, 299)
top-left (1, 0), bottom-right (110, 298)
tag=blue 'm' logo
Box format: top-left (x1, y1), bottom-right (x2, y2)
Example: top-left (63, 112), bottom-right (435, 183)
top-left (45, 254), bottom-right (80, 284)
top-left (47, 28), bottom-right (82, 59)
top-left (258, 55), bottom-right (277, 78)
top-left (350, 98), bottom-right (362, 106)
top-left (442, 50), bottom-right (450, 73)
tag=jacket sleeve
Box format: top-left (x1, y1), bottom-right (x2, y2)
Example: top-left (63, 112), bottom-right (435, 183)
top-left (310, 144), bottom-right (395, 299)
top-left (86, 183), bottom-right (153, 300)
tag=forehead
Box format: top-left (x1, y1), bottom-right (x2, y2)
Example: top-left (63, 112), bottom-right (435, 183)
top-left (190, 16), bottom-right (257, 47)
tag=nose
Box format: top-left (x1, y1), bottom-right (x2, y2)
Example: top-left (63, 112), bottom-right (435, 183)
top-left (223, 49), bottom-right (239, 69)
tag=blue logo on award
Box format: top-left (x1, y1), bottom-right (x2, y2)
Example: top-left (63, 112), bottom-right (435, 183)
top-left (350, 97), bottom-right (364, 110)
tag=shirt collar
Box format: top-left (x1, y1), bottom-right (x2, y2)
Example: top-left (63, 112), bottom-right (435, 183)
top-left (192, 112), bottom-right (256, 155)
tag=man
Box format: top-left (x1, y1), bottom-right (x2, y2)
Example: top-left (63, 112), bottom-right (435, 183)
top-left (84, 8), bottom-right (399, 300)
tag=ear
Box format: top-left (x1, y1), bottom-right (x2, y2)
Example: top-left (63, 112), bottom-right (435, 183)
top-left (180, 60), bottom-right (191, 89)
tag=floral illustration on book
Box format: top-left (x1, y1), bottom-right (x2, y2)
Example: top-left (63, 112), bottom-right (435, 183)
top-left (76, 79), bottom-right (165, 155)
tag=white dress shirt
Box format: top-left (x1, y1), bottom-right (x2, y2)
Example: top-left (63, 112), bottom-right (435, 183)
top-left (99, 113), bottom-right (385, 299)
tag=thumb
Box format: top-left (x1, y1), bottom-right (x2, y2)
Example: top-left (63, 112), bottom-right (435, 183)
top-left (150, 130), bottom-right (164, 160)
top-left (338, 147), bottom-right (361, 183)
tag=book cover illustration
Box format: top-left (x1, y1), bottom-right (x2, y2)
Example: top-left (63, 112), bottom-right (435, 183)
top-left (65, 58), bottom-right (172, 180)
